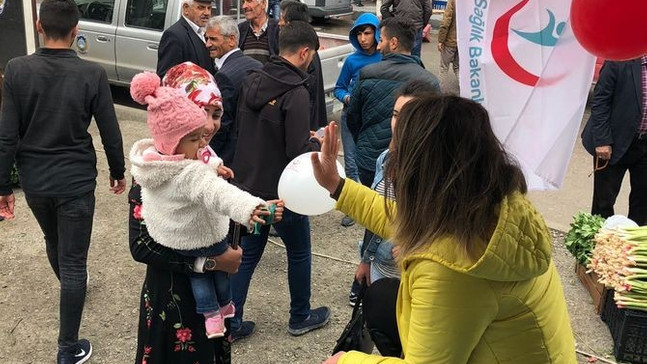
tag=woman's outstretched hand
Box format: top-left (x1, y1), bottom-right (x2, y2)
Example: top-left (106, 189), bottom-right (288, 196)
top-left (311, 121), bottom-right (342, 195)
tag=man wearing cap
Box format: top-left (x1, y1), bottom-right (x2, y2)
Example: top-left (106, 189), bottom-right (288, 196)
top-left (157, 0), bottom-right (215, 78)
top-left (582, 55), bottom-right (647, 226)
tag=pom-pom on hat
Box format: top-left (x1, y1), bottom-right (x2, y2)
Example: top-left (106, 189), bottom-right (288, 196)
top-left (162, 62), bottom-right (223, 109)
top-left (130, 72), bottom-right (207, 156)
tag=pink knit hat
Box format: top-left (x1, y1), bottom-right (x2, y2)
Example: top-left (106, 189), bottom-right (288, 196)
top-left (130, 72), bottom-right (207, 156)
top-left (162, 62), bottom-right (223, 109)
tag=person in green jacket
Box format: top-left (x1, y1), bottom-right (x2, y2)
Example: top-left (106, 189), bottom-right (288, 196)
top-left (314, 95), bottom-right (577, 364)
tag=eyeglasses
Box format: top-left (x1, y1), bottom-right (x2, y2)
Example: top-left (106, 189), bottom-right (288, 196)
top-left (588, 156), bottom-right (609, 178)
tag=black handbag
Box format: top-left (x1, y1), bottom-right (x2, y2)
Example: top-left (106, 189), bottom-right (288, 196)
top-left (332, 284), bottom-right (375, 355)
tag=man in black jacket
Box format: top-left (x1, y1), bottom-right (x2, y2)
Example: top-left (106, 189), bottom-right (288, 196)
top-left (206, 15), bottom-right (263, 165)
top-left (279, 0), bottom-right (328, 130)
top-left (0, 0), bottom-right (126, 362)
top-left (156, 0), bottom-right (215, 77)
top-left (380, 0), bottom-right (431, 57)
top-left (230, 21), bottom-right (330, 342)
top-left (581, 56), bottom-right (647, 225)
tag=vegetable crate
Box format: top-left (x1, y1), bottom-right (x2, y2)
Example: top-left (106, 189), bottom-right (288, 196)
top-left (601, 290), bottom-right (647, 363)
top-left (575, 263), bottom-right (607, 314)
top-left (432, 0), bottom-right (447, 10)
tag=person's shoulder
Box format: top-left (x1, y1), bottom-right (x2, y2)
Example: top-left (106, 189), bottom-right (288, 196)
top-left (282, 83), bottom-right (310, 103)
top-left (358, 60), bottom-right (386, 78)
top-left (162, 19), bottom-right (186, 36)
top-left (238, 53), bottom-right (263, 68)
top-left (6, 52), bottom-right (44, 69)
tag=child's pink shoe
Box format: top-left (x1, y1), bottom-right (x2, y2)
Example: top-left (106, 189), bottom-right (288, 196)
top-left (205, 314), bottom-right (226, 339)
top-left (220, 302), bottom-right (236, 319)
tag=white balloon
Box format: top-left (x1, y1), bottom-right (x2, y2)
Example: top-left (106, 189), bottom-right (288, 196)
top-left (277, 152), bottom-right (346, 216)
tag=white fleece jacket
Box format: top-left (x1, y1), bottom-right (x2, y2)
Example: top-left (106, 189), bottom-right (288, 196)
top-left (130, 139), bottom-right (264, 251)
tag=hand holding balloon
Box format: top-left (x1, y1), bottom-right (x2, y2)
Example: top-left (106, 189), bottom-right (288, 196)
top-left (277, 123), bottom-right (345, 216)
top-left (311, 122), bottom-right (342, 195)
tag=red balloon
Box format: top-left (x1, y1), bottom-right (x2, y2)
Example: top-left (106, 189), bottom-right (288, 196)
top-left (571, 0), bottom-right (647, 61)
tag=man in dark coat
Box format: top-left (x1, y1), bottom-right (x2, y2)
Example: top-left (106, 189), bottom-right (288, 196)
top-left (380, 0), bottom-right (431, 57)
top-left (581, 56), bottom-right (647, 225)
top-left (229, 21), bottom-right (330, 342)
top-left (205, 15), bottom-right (263, 165)
top-left (278, 0), bottom-right (327, 130)
top-left (238, 0), bottom-right (280, 64)
top-left (347, 17), bottom-right (439, 186)
top-left (156, 0), bottom-right (215, 78)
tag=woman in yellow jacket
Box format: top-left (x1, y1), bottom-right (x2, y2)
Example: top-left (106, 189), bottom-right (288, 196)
top-left (315, 95), bottom-right (577, 364)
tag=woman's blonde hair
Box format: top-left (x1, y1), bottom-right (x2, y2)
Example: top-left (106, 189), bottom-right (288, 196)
top-left (385, 95), bottom-right (527, 259)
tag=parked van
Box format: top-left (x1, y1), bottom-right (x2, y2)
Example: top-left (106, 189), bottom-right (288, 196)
top-left (302, 0), bottom-right (352, 20)
top-left (71, 0), bottom-right (353, 93)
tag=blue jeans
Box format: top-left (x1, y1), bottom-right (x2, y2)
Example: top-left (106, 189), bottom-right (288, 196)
top-left (231, 208), bottom-right (312, 329)
top-left (190, 271), bottom-right (231, 314)
top-left (340, 109), bottom-right (359, 181)
top-left (411, 28), bottom-right (423, 58)
top-left (25, 191), bottom-right (95, 350)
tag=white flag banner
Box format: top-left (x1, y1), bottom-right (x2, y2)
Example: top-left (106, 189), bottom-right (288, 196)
top-left (457, 0), bottom-right (596, 190)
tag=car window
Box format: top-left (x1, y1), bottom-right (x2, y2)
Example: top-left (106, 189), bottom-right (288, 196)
top-left (211, 0), bottom-right (240, 18)
top-left (76, 0), bottom-right (115, 23)
top-left (125, 0), bottom-right (167, 30)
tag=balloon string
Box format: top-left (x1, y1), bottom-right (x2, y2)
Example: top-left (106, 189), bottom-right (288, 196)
top-left (266, 238), bottom-right (357, 266)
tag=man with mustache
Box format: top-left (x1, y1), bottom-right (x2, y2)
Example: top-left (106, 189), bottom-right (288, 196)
top-left (205, 16), bottom-right (262, 165)
top-left (237, 0), bottom-right (280, 65)
top-left (157, 0), bottom-right (216, 78)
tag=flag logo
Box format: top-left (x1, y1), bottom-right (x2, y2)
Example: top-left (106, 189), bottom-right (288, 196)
top-left (492, 0), bottom-right (566, 86)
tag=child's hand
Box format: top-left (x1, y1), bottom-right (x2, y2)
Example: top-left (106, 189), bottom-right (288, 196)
top-left (249, 200), bottom-right (284, 228)
top-left (266, 199), bottom-right (284, 223)
top-left (250, 204), bottom-right (271, 226)
top-left (217, 165), bottom-right (234, 179)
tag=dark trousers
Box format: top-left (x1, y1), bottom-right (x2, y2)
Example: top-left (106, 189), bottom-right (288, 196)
top-left (592, 137), bottom-right (647, 226)
top-left (411, 28), bottom-right (423, 58)
top-left (231, 208), bottom-right (311, 329)
top-left (358, 166), bottom-right (375, 188)
top-left (25, 191), bottom-right (95, 350)
top-left (363, 278), bottom-right (402, 357)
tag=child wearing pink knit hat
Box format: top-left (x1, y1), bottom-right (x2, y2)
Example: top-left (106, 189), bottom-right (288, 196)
top-left (129, 71), bottom-right (284, 339)
top-left (162, 61), bottom-right (234, 179)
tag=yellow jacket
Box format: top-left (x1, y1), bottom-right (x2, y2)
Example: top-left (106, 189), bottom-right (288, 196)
top-left (336, 180), bottom-right (576, 364)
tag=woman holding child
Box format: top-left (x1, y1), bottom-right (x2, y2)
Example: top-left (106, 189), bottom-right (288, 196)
top-left (317, 95), bottom-right (577, 363)
top-left (128, 63), bottom-right (283, 364)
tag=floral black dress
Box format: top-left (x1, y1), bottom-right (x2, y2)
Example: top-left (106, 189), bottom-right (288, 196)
top-left (129, 183), bottom-right (231, 364)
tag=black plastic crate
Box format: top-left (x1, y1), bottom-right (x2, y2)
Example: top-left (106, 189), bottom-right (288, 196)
top-left (601, 290), bottom-right (647, 363)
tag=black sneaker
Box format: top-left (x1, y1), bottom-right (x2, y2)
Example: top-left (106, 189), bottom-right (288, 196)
top-left (288, 306), bottom-right (331, 336)
top-left (230, 321), bottom-right (255, 343)
top-left (57, 339), bottom-right (92, 364)
top-left (341, 215), bottom-right (355, 227)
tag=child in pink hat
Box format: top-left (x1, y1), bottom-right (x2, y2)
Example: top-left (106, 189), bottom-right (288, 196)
top-left (129, 71), bottom-right (284, 339)
top-left (162, 61), bottom-right (234, 179)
